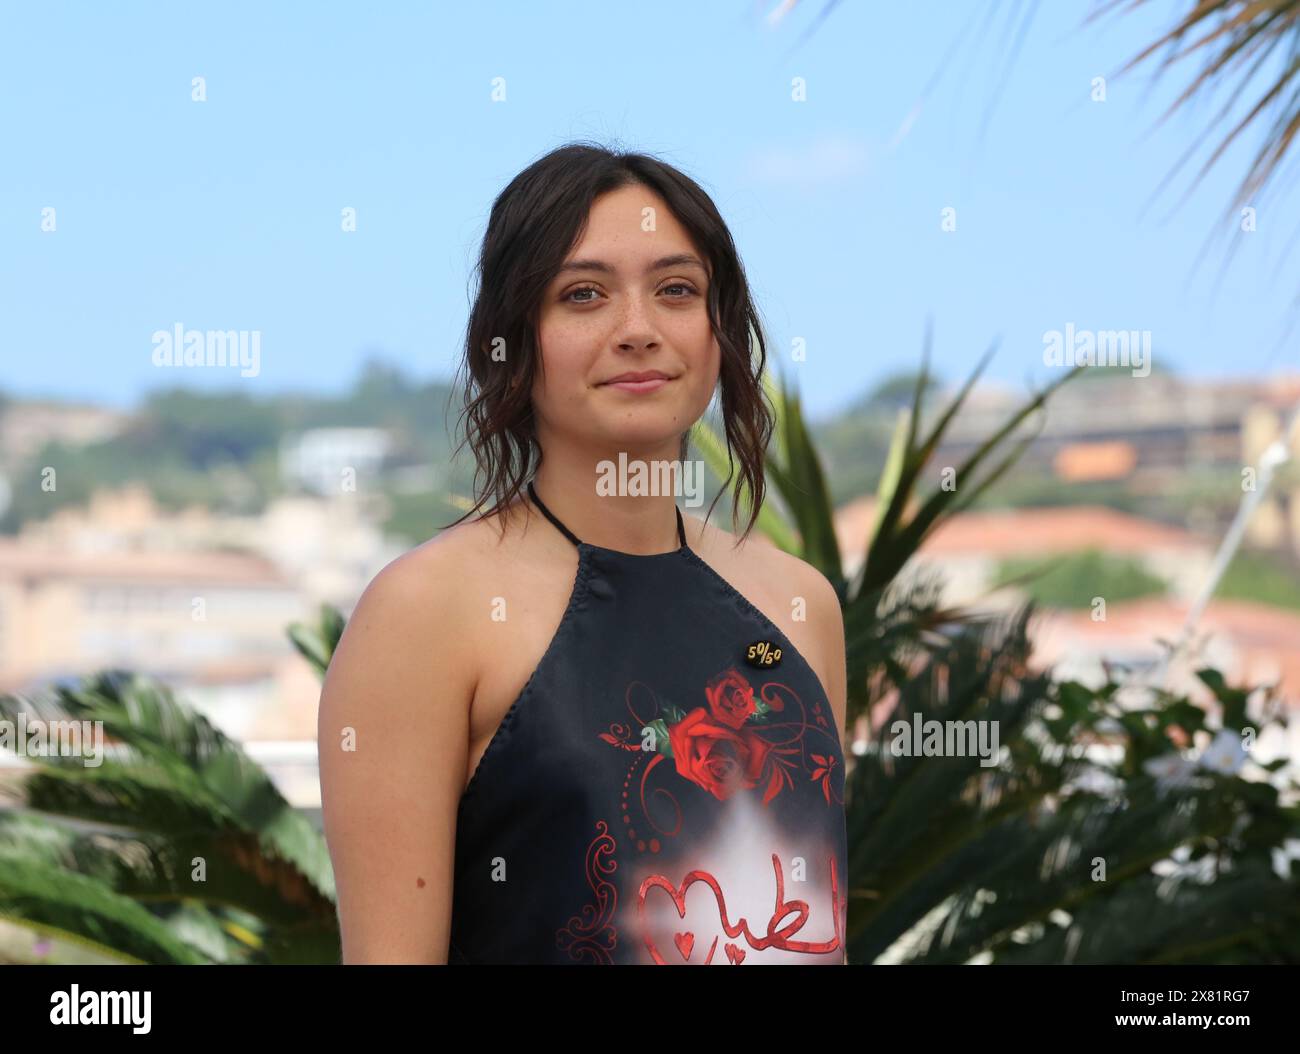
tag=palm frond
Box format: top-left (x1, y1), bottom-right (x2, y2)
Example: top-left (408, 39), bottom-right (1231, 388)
top-left (1092, 0), bottom-right (1300, 211)
top-left (287, 604), bottom-right (346, 679)
top-left (0, 853), bottom-right (213, 965)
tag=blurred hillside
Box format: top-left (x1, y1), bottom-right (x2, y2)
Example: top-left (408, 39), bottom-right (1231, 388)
top-left (6, 360), bottom-right (1300, 558)
top-left (0, 360), bottom-right (472, 545)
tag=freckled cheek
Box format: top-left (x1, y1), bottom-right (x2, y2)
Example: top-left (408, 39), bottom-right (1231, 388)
top-left (692, 333), bottom-right (722, 396)
top-left (663, 315), bottom-right (717, 369)
top-left (536, 323), bottom-right (601, 402)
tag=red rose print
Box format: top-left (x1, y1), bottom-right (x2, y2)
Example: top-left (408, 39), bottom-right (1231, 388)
top-left (668, 707), bottom-right (773, 801)
top-left (705, 668), bottom-right (757, 729)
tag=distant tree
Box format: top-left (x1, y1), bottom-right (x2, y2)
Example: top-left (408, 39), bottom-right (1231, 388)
top-left (862, 370), bottom-right (941, 409)
top-left (995, 549), bottom-right (1169, 608)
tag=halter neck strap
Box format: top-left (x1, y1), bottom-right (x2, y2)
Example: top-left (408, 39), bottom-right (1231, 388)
top-left (527, 481), bottom-right (686, 552)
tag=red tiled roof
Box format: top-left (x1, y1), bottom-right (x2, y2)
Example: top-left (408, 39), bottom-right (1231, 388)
top-left (834, 501), bottom-right (1205, 559)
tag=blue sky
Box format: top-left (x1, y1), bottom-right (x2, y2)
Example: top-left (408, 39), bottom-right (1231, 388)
top-left (1, 0), bottom-right (1296, 418)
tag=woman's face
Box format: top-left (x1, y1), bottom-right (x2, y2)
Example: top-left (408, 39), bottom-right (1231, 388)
top-left (532, 184), bottom-right (721, 455)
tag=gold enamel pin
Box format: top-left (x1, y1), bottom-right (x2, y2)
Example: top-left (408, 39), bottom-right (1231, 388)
top-left (744, 640), bottom-right (783, 669)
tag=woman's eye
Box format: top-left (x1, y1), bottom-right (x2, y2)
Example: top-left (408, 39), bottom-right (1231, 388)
top-left (564, 283), bottom-right (697, 304)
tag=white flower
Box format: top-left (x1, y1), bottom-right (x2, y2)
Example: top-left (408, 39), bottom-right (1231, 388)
top-left (1196, 729), bottom-right (1247, 775)
top-left (1142, 752), bottom-right (1199, 794)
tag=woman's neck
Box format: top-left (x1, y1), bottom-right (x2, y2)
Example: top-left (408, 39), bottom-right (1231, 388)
top-left (530, 451), bottom-right (685, 554)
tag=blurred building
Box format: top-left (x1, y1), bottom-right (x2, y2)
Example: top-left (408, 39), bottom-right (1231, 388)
top-left (279, 427), bottom-right (392, 497)
top-left (936, 373), bottom-right (1295, 481)
top-left (0, 482), bottom-right (408, 806)
top-left (833, 500), bottom-right (1300, 708)
top-left (18, 482), bottom-right (404, 612)
top-left (0, 537), bottom-right (305, 695)
top-left (932, 373), bottom-right (1300, 556)
top-left (1242, 390), bottom-right (1300, 553)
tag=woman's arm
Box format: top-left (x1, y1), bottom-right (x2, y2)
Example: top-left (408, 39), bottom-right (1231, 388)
top-left (317, 546), bottom-right (476, 964)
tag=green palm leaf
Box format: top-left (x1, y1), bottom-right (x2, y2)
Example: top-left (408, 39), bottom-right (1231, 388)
top-left (0, 853), bottom-right (212, 965)
top-left (0, 672), bottom-right (340, 963)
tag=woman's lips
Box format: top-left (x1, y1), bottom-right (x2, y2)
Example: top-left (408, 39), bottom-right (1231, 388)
top-left (601, 376), bottom-right (672, 394)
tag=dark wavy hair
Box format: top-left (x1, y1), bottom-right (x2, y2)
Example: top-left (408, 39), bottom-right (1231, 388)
top-left (444, 141), bottom-right (774, 541)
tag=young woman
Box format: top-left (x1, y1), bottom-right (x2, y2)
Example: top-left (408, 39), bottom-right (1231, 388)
top-left (318, 143), bottom-right (849, 965)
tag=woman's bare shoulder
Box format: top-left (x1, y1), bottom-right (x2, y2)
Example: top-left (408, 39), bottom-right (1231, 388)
top-left (368, 502), bottom-right (533, 612)
top-left (322, 504), bottom-right (541, 733)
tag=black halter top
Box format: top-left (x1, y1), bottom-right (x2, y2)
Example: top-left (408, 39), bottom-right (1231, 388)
top-left (448, 481), bottom-right (849, 964)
